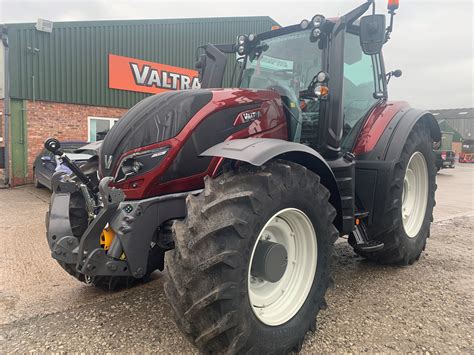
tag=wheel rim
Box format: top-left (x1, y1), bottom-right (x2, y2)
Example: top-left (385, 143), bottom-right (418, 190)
top-left (402, 152), bottom-right (429, 238)
top-left (248, 208), bottom-right (317, 326)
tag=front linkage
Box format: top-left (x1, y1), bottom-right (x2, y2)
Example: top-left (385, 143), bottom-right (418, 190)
top-left (47, 175), bottom-right (131, 279)
top-left (45, 139), bottom-right (194, 288)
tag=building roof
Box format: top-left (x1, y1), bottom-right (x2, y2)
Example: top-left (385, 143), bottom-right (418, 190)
top-left (430, 108), bottom-right (473, 120)
top-left (3, 16), bottom-right (279, 29)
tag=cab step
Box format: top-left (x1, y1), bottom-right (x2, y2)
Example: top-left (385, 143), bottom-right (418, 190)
top-left (354, 239), bottom-right (385, 253)
top-left (351, 215), bottom-right (385, 253)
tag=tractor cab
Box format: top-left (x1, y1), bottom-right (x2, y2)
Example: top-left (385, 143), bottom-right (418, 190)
top-left (197, 0), bottom-right (397, 158)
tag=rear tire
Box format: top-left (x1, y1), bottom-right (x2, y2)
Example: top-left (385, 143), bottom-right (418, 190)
top-left (353, 121), bottom-right (436, 264)
top-left (164, 161), bottom-right (338, 354)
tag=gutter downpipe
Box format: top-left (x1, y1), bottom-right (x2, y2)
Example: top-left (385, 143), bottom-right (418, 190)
top-left (1, 25), bottom-right (10, 187)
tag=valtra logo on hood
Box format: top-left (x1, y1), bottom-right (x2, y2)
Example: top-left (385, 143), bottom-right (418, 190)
top-left (109, 54), bottom-right (201, 94)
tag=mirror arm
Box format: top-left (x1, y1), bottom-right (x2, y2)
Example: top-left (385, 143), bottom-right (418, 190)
top-left (385, 9), bottom-right (396, 42)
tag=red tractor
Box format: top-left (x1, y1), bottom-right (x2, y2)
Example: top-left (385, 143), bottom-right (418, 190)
top-left (44, 0), bottom-right (440, 353)
top-left (459, 139), bottom-right (474, 163)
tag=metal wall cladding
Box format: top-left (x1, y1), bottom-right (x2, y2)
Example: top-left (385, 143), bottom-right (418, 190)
top-left (7, 17), bottom-right (277, 108)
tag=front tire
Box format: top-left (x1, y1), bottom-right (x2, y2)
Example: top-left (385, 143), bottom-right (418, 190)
top-left (164, 161), bottom-right (338, 353)
top-left (353, 120), bottom-right (437, 264)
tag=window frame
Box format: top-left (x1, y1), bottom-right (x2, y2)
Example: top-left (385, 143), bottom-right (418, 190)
top-left (87, 116), bottom-right (119, 142)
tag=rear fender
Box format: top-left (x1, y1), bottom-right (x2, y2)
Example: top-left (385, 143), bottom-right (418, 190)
top-left (384, 111), bottom-right (441, 161)
top-left (201, 138), bottom-right (343, 233)
top-left (354, 109), bottom-right (441, 228)
top-left (361, 108), bottom-right (441, 162)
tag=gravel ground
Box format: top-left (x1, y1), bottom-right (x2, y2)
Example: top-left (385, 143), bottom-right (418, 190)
top-left (1, 215), bottom-right (472, 353)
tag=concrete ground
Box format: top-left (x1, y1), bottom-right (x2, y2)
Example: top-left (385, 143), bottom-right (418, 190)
top-left (0, 164), bottom-right (473, 353)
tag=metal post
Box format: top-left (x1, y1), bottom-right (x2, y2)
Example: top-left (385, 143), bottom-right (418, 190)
top-left (1, 26), bottom-right (10, 186)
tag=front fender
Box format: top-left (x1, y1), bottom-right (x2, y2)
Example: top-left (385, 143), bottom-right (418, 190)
top-left (201, 138), bottom-right (344, 233)
top-left (202, 138), bottom-right (331, 165)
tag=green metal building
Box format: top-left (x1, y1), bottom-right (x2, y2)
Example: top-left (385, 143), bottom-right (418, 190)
top-left (0, 16), bottom-right (278, 186)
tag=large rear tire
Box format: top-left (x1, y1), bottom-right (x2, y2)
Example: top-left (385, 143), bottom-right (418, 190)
top-left (352, 120), bottom-right (437, 264)
top-left (164, 161), bottom-right (338, 353)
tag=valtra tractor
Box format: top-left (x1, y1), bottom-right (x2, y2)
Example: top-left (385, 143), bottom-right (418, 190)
top-left (44, 0), bottom-right (440, 353)
top-left (459, 139), bottom-right (474, 163)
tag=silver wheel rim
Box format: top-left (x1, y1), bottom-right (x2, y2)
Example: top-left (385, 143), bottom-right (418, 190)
top-left (248, 208), bottom-right (317, 326)
top-left (402, 152), bottom-right (429, 238)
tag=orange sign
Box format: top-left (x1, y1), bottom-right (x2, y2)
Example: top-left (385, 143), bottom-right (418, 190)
top-left (108, 54), bottom-right (200, 94)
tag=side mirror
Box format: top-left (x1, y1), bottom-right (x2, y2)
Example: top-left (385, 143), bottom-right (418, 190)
top-left (359, 14), bottom-right (386, 55)
top-left (196, 44), bottom-right (227, 89)
top-left (386, 69), bottom-right (402, 84)
top-left (391, 69), bottom-right (402, 78)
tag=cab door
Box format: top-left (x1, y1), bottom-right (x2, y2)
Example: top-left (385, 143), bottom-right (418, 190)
top-left (341, 31), bottom-right (385, 151)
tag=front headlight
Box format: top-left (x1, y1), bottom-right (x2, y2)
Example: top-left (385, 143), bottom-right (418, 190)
top-left (115, 146), bottom-right (169, 182)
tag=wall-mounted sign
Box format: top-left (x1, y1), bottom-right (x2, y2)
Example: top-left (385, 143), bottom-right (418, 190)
top-left (108, 54), bottom-right (200, 94)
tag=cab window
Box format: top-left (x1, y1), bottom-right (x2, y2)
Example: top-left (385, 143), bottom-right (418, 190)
top-left (342, 32), bottom-right (379, 149)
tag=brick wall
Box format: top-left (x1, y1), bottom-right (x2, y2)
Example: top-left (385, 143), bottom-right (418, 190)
top-left (24, 100), bottom-right (127, 184)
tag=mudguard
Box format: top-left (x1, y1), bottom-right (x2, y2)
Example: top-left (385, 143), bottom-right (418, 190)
top-left (201, 138), bottom-right (345, 233)
top-left (354, 108), bottom-right (441, 227)
top-left (363, 108), bottom-right (441, 162)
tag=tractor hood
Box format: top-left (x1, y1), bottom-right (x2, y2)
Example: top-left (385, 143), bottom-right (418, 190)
top-left (99, 90), bottom-right (212, 177)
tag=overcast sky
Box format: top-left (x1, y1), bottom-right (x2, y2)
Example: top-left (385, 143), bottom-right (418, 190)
top-left (1, 0), bottom-right (473, 109)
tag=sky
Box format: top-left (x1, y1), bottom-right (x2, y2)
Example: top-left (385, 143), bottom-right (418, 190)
top-left (0, 0), bottom-right (473, 110)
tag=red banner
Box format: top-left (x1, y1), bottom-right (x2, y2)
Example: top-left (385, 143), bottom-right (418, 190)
top-left (108, 54), bottom-right (200, 94)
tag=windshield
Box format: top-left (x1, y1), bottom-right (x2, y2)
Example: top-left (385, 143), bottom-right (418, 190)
top-left (239, 29), bottom-right (323, 146)
top-left (240, 29), bottom-right (322, 98)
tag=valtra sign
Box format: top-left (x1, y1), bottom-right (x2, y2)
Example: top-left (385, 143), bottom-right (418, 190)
top-left (108, 54), bottom-right (201, 94)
